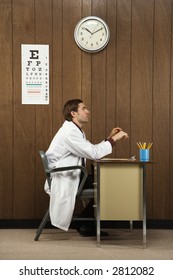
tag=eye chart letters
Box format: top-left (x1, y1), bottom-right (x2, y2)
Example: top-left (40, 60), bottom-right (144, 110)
top-left (21, 44), bottom-right (49, 105)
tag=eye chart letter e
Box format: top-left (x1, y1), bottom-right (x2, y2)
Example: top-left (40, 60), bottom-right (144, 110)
top-left (21, 44), bottom-right (49, 104)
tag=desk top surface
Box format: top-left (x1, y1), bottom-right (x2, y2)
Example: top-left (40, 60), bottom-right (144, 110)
top-left (95, 158), bottom-right (154, 164)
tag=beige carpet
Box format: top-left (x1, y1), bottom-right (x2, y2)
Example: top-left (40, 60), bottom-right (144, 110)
top-left (0, 228), bottom-right (173, 260)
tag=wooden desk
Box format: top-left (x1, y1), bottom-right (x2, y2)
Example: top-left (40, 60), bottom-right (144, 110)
top-left (94, 158), bottom-right (154, 248)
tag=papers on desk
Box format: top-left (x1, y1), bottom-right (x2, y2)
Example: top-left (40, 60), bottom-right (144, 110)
top-left (101, 157), bottom-right (136, 161)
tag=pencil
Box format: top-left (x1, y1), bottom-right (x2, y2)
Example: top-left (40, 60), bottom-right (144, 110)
top-left (137, 142), bottom-right (153, 149)
top-left (148, 142), bottom-right (153, 149)
top-left (137, 142), bottom-right (141, 149)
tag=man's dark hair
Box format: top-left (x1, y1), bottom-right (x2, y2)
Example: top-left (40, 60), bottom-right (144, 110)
top-left (63, 99), bottom-right (83, 121)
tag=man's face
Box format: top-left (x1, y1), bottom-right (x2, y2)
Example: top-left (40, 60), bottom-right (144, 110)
top-left (73, 102), bottom-right (90, 125)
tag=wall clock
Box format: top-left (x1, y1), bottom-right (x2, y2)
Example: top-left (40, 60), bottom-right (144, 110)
top-left (74, 16), bottom-right (110, 53)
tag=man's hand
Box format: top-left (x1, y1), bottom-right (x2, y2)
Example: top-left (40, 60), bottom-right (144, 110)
top-left (107, 127), bottom-right (122, 139)
top-left (112, 130), bottom-right (129, 142)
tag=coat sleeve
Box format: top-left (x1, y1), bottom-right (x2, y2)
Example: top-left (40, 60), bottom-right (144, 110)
top-left (64, 129), bottom-right (113, 160)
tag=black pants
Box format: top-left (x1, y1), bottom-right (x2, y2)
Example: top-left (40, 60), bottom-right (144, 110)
top-left (74, 174), bottom-right (95, 230)
top-left (80, 174), bottom-right (94, 217)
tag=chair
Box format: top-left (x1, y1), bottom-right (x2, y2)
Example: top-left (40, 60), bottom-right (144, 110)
top-left (34, 151), bottom-right (95, 241)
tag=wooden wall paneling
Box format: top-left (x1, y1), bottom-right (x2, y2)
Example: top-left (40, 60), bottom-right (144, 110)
top-left (153, 0), bottom-right (172, 218)
top-left (171, 4), bottom-right (173, 219)
top-left (1, 0), bottom-right (173, 221)
top-left (116, 0), bottom-right (131, 158)
top-left (52, 0), bottom-right (63, 136)
top-left (0, 0), bottom-right (13, 218)
top-left (106, 0), bottom-right (117, 158)
top-left (91, 0), bottom-right (107, 144)
top-left (131, 0), bottom-right (154, 217)
top-left (35, 0), bottom-right (53, 218)
top-left (13, 0), bottom-right (35, 218)
top-left (81, 0), bottom-right (92, 172)
top-left (81, 0), bottom-right (92, 137)
top-left (63, 0), bottom-right (82, 103)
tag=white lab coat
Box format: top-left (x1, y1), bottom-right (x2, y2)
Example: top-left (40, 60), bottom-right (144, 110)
top-left (45, 120), bottom-right (113, 231)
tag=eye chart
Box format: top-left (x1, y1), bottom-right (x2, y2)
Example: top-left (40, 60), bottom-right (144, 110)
top-left (21, 44), bottom-right (49, 105)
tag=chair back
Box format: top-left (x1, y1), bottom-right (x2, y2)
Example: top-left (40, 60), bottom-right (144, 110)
top-left (38, 150), bottom-right (88, 195)
top-left (39, 150), bottom-right (52, 186)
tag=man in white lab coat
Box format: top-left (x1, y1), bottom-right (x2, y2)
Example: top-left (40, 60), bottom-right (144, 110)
top-left (45, 99), bottom-right (128, 234)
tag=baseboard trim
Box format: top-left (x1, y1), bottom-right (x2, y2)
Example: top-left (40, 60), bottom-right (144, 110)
top-left (0, 219), bottom-right (173, 229)
top-left (0, 219), bottom-right (50, 229)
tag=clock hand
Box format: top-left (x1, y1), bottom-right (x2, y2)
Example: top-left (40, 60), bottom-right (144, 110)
top-left (82, 27), bottom-right (92, 34)
top-left (92, 27), bottom-right (103, 34)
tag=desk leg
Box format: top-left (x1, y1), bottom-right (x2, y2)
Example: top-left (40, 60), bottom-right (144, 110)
top-left (96, 164), bottom-right (100, 246)
top-left (143, 164), bottom-right (147, 248)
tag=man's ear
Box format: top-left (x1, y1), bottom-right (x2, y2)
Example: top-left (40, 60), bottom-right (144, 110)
top-left (71, 111), bottom-right (76, 118)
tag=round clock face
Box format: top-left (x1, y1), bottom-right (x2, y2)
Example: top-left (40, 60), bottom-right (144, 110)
top-left (74, 16), bottom-right (110, 53)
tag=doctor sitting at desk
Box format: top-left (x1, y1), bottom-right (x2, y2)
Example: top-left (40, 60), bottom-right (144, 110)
top-left (44, 99), bottom-right (129, 236)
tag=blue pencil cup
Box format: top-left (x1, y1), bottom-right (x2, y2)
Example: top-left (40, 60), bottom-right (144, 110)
top-left (139, 149), bottom-right (149, 162)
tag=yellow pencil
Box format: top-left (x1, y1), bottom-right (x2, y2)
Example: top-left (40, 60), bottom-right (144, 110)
top-left (137, 142), bottom-right (143, 149)
top-left (137, 142), bottom-right (141, 149)
top-left (139, 142), bottom-right (143, 149)
top-left (148, 142), bottom-right (153, 149)
top-left (147, 142), bottom-right (150, 149)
